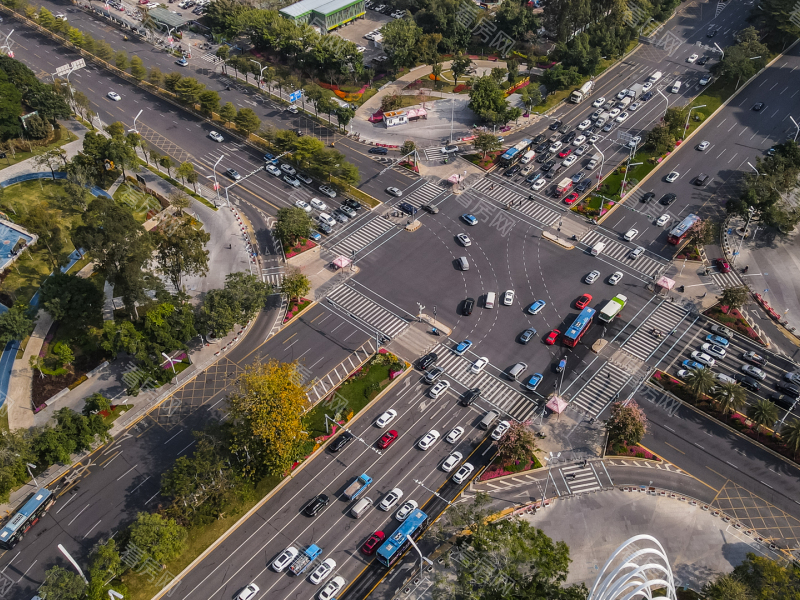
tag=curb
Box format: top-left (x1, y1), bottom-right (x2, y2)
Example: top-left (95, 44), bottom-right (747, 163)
top-left (541, 231), bottom-right (575, 249)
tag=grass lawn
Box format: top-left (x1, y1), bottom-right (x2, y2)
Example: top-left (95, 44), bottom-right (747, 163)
top-left (112, 185), bottom-right (157, 224)
top-left (599, 157), bottom-right (658, 197)
top-left (100, 404), bottom-right (132, 426)
top-left (463, 150), bottom-right (502, 170)
top-left (0, 126), bottom-right (78, 172)
top-left (684, 77), bottom-right (737, 138)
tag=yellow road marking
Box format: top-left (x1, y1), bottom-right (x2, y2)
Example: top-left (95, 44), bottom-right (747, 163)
top-left (665, 442), bottom-right (685, 454)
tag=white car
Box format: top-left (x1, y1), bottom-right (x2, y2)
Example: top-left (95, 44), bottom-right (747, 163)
top-left (691, 351), bottom-right (716, 367)
top-left (666, 171), bottom-right (679, 183)
top-left (577, 119), bottom-right (592, 131)
top-left (319, 576), bottom-right (345, 600)
top-left (608, 108), bottom-right (621, 119)
top-left (697, 141), bottom-right (710, 151)
top-left (272, 547), bottom-right (299, 572)
top-left (309, 559), bottom-right (336, 585)
top-left (429, 380), bottom-right (450, 399)
top-left (617, 89), bottom-right (629, 100)
top-left (656, 214), bottom-right (670, 226)
top-left (491, 420), bottom-right (511, 440)
top-left (562, 155), bottom-right (577, 167)
top-left (237, 584), bottom-right (259, 600)
top-left (676, 369), bottom-right (690, 379)
top-left (310, 198), bottom-right (328, 211)
top-left (280, 163), bottom-right (296, 176)
top-left (386, 186), bottom-right (402, 197)
top-left (284, 175), bottom-right (301, 188)
top-left (572, 134), bottom-right (586, 146)
top-left (549, 141), bottom-right (563, 153)
top-left (702, 343), bottom-right (727, 359)
top-left (418, 430), bottom-right (440, 450)
top-left (608, 271), bottom-right (623, 285)
top-left (629, 101), bottom-right (641, 111)
top-left (457, 233), bottom-right (471, 246)
top-left (295, 200), bottom-right (312, 213)
top-left (208, 131), bottom-right (224, 142)
top-left (502, 290), bottom-right (515, 305)
top-left (319, 185), bottom-right (337, 198)
top-left (287, 104), bottom-right (299, 114)
top-left (445, 426), bottom-right (464, 443)
top-left (375, 409), bottom-right (397, 428)
top-left (592, 97), bottom-right (606, 107)
top-left (642, 81), bottom-right (653, 92)
top-left (471, 357), bottom-right (488, 374)
top-left (265, 164), bottom-right (281, 177)
top-left (452, 462), bottom-right (474, 484)
top-left (379, 487), bottom-right (403, 511)
top-left (623, 229), bottom-right (638, 241)
top-left (585, 270), bottom-right (600, 284)
top-left (575, 144), bottom-right (589, 156)
top-left (741, 364), bottom-right (766, 380)
top-left (687, 53), bottom-right (698, 63)
top-left (441, 451), bottom-right (463, 472)
top-left (615, 112), bottom-right (629, 123)
top-left (107, 91), bottom-right (121, 101)
top-left (395, 500), bottom-right (418, 521)
top-left (532, 179), bottom-right (547, 191)
top-left (627, 136), bottom-right (642, 148)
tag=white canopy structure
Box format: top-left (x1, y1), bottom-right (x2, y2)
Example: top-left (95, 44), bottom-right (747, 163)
top-left (589, 535), bottom-right (677, 600)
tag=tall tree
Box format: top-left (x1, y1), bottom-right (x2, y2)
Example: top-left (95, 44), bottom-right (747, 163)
top-left (234, 108), bottom-right (261, 138)
top-left (39, 565), bottom-right (86, 600)
top-left (40, 272), bottom-right (104, 324)
top-left (0, 303), bottom-right (34, 344)
top-left (275, 207), bottom-right (314, 247)
top-left (450, 53), bottom-right (473, 87)
top-left (606, 400), bottom-right (647, 445)
top-left (218, 102), bottom-right (237, 126)
top-left (713, 382), bottom-right (747, 420)
top-left (128, 512), bottom-right (187, 564)
top-left (129, 55), bottom-right (147, 80)
top-left (281, 270), bottom-right (311, 302)
top-left (684, 367), bottom-right (716, 401)
top-left (473, 132), bottom-right (503, 158)
top-left (747, 399), bottom-right (778, 439)
top-left (495, 420), bottom-right (538, 465)
top-left (155, 217), bottom-right (211, 292)
top-left (720, 286), bottom-right (749, 311)
top-left (782, 419), bottom-right (800, 459)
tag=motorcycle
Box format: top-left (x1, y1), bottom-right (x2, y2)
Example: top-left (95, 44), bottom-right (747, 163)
top-left (430, 327), bottom-right (441, 336)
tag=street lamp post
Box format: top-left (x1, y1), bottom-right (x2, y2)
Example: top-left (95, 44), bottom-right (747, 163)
top-left (790, 116), bottom-right (799, 142)
top-left (130, 108), bottom-right (143, 134)
top-left (621, 161), bottom-right (643, 198)
top-left (541, 451), bottom-right (561, 509)
top-left (732, 206), bottom-right (756, 266)
top-left (747, 162), bottom-right (760, 177)
top-left (591, 143), bottom-right (605, 182)
top-left (684, 104), bottom-right (706, 134)
top-left (206, 154), bottom-right (224, 208)
top-left (714, 42), bottom-right (724, 61)
top-left (26, 463), bottom-right (38, 487)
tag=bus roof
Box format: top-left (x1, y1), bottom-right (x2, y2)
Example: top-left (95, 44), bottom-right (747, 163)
top-left (669, 214), bottom-right (699, 237)
top-left (377, 509), bottom-right (427, 559)
top-left (565, 307), bottom-right (596, 339)
top-left (0, 489), bottom-right (52, 540)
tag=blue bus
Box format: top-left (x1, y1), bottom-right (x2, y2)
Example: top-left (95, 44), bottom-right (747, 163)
top-left (376, 509), bottom-right (430, 567)
top-left (0, 488), bottom-right (54, 549)
top-left (563, 307), bottom-right (596, 347)
top-left (498, 139), bottom-right (533, 167)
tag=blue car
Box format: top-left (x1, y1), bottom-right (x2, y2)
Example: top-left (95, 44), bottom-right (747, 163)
top-left (175, 57), bottom-right (188, 67)
top-left (454, 340), bottom-right (473, 356)
top-left (519, 328), bottom-right (537, 344)
top-left (461, 214), bottom-right (478, 226)
top-left (263, 153), bottom-right (279, 165)
top-left (682, 359), bottom-right (706, 370)
top-left (526, 172), bottom-right (543, 184)
top-left (705, 334), bottom-right (729, 347)
top-left (308, 230), bottom-right (322, 242)
top-left (528, 300), bottom-right (546, 315)
top-left (524, 373), bottom-right (543, 391)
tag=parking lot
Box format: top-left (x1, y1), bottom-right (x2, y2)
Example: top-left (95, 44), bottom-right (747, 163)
top-left (330, 5), bottom-right (393, 63)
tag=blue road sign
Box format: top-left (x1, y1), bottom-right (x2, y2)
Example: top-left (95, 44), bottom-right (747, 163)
top-left (289, 90), bottom-right (302, 103)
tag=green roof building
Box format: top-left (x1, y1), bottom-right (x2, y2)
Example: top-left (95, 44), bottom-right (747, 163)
top-left (279, 0), bottom-right (365, 31)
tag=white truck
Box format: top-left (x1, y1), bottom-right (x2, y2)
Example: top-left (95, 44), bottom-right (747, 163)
top-left (648, 71), bottom-right (662, 83)
top-left (570, 80), bottom-right (594, 104)
top-left (617, 96), bottom-right (632, 109)
top-left (586, 153), bottom-right (601, 170)
top-left (594, 112), bottom-right (610, 128)
top-left (627, 83), bottom-right (644, 100)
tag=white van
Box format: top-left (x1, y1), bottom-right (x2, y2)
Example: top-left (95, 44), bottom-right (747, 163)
top-left (590, 241), bottom-right (606, 256)
top-left (648, 71), bottom-right (662, 83)
top-left (351, 497), bottom-right (372, 518)
top-left (458, 256), bottom-right (470, 271)
top-left (520, 150), bottom-right (536, 164)
top-left (485, 292), bottom-right (496, 309)
top-left (318, 213), bottom-right (337, 228)
top-left (670, 81), bottom-right (682, 93)
top-left (479, 409), bottom-right (500, 430)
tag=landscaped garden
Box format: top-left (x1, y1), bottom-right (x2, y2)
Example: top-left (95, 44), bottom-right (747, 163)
top-left (703, 304), bottom-right (765, 344)
top-left (479, 420), bottom-right (542, 481)
top-left (572, 194), bottom-right (616, 219)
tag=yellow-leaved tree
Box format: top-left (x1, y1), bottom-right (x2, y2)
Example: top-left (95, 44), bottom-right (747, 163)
top-left (226, 360), bottom-right (311, 478)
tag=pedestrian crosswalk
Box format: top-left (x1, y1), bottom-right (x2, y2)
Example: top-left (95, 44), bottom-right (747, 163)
top-left (325, 216), bottom-right (395, 258)
top-left (567, 362), bottom-right (632, 417)
top-left (621, 301), bottom-right (690, 361)
top-left (402, 181), bottom-right (446, 208)
top-left (262, 266), bottom-right (285, 288)
top-left (325, 284), bottom-right (410, 340)
top-left (423, 146), bottom-right (448, 161)
top-left (580, 230), bottom-right (667, 279)
top-left (557, 462), bottom-right (605, 495)
top-left (471, 179), bottom-right (561, 227)
top-left (429, 346), bottom-right (541, 423)
top-left (710, 270), bottom-right (742, 290)
top-left (200, 53), bottom-right (222, 63)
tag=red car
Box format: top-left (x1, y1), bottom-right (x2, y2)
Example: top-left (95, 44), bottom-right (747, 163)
top-left (575, 294), bottom-right (592, 309)
top-left (714, 258), bottom-right (731, 273)
top-left (377, 429), bottom-right (398, 449)
top-left (545, 329), bottom-right (560, 345)
top-left (558, 148), bottom-right (573, 158)
top-left (564, 192), bottom-right (579, 204)
top-left (362, 531), bottom-right (385, 554)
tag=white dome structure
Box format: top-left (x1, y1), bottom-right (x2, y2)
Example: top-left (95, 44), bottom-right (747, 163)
top-left (588, 534), bottom-right (677, 600)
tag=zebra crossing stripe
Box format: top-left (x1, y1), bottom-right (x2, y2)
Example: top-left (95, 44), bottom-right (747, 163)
top-left (568, 363), bottom-right (631, 417)
top-left (621, 302), bottom-right (690, 361)
top-left (326, 284), bottom-right (409, 339)
top-left (403, 182), bottom-right (445, 207)
top-left (327, 216), bottom-right (394, 257)
top-left (471, 179), bottom-right (561, 227)
top-left (710, 271), bottom-right (742, 290)
top-left (580, 230), bottom-right (666, 279)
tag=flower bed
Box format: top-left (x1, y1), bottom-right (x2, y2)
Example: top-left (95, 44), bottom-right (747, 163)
top-left (479, 456), bottom-right (542, 481)
top-left (703, 304), bottom-right (764, 344)
top-left (453, 84), bottom-right (471, 93)
top-left (463, 151), bottom-right (502, 170)
top-left (285, 239), bottom-right (317, 259)
top-left (608, 441), bottom-right (661, 460)
top-left (283, 297), bottom-right (312, 324)
top-left (399, 160), bottom-right (419, 173)
top-left (572, 195), bottom-right (615, 218)
top-left (675, 244), bottom-right (702, 261)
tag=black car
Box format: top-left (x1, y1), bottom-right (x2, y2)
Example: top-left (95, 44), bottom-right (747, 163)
top-left (540, 160), bottom-right (556, 172)
top-left (329, 431), bottom-right (354, 452)
top-left (535, 142), bottom-right (550, 153)
top-left (398, 202), bottom-right (416, 215)
top-left (537, 152), bottom-right (553, 164)
top-left (418, 352), bottom-right (438, 370)
top-left (776, 381), bottom-right (800, 398)
top-left (549, 120), bottom-right (562, 131)
top-left (753, 102), bottom-right (765, 111)
top-left (660, 193), bottom-right (677, 206)
top-left (707, 28), bottom-right (718, 37)
top-left (545, 165), bottom-right (563, 179)
top-left (641, 191), bottom-right (655, 203)
top-left (504, 164), bottom-right (522, 177)
top-left (463, 297), bottom-right (475, 315)
top-left (421, 203), bottom-right (439, 214)
top-left (733, 373), bottom-right (761, 392)
top-left (532, 133), bottom-right (547, 144)
top-left (303, 493), bottom-right (329, 516)
top-left (294, 128), bottom-right (304, 136)
top-left (343, 198), bottom-right (362, 211)
top-left (640, 91), bottom-right (654, 101)
top-left (369, 147), bottom-right (388, 154)
top-left (526, 172), bottom-right (542, 183)
top-left (519, 327), bottom-right (537, 344)
top-left (696, 56), bottom-right (709, 65)
top-left (768, 394), bottom-right (796, 410)
top-left (563, 132), bottom-right (577, 144)
top-left (576, 179), bottom-right (592, 193)
top-left (460, 388), bottom-right (480, 406)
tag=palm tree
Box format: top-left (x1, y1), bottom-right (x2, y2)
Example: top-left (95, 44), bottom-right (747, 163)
top-left (747, 399), bottom-right (778, 440)
top-left (684, 367), bottom-right (715, 401)
top-left (781, 419), bottom-right (800, 459)
top-left (712, 383), bottom-right (747, 420)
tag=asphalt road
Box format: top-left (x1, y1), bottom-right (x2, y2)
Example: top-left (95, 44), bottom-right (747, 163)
top-left (0, 302), bottom-right (376, 599)
top-left (166, 372), bottom-right (497, 600)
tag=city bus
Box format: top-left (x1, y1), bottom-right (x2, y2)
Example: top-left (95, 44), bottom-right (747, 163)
top-left (598, 295), bottom-right (627, 324)
top-left (0, 488), bottom-right (54, 550)
top-left (563, 307), bottom-right (596, 347)
top-left (376, 509), bottom-right (430, 567)
top-left (498, 139), bottom-right (533, 167)
top-left (667, 213), bottom-right (700, 245)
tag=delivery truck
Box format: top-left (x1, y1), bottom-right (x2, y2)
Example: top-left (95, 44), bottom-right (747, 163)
top-left (343, 474), bottom-right (372, 500)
